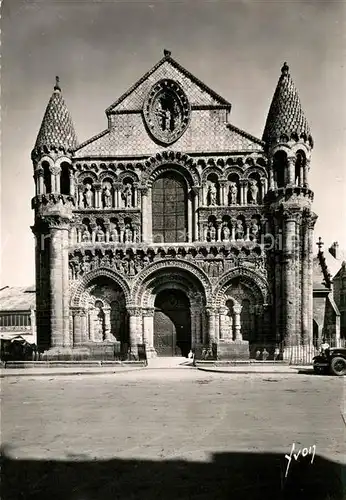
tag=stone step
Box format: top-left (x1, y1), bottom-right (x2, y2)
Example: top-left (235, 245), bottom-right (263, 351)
top-left (146, 356), bottom-right (193, 369)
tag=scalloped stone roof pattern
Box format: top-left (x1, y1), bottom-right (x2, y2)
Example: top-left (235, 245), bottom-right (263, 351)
top-left (34, 88), bottom-right (78, 152)
top-left (74, 111), bottom-right (264, 157)
top-left (262, 63), bottom-right (312, 146)
top-left (107, 59), bottom-right (230, 113)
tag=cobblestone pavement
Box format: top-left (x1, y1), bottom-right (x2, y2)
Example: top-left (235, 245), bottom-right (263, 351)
top-left (2, 370), bottom-right (345, 500)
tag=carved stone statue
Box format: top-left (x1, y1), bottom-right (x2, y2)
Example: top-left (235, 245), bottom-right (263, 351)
top-left (249, 179), bottom-right (259, 204)
top-left (95, 309), bottom-right (105, 342)
top-left (124, 224), bottom-right (133, 243)
top-left (82, 226), bottom-right (91, 242)
top-left (235, 220), bottom-right (244, 240)
top-left (82, 256), bottom-right (91, 273)
top-left (109, 228), bottom-right (119, 242)
top-left (83, 184), bottom-right (93, 208)
top-left (208, 223), bottom-right (216, 242)
top-left (250, 221), bottom-right (259, 241)
top-left (123, 184), bottom-right (133, 208)
top-left (222, 225), bottom-right (230, 242)
top-left (229, 182), bottom-right (238, 205)
top-left (208, 183), bottom-right (217, 206)
top-left (96, 226), bottom-right (105, 242)
top-left (102, 185), bottom-right (112, 208)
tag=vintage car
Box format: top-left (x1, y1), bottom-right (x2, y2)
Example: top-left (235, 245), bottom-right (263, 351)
top-left (313, 347), bottom-right (346, 376)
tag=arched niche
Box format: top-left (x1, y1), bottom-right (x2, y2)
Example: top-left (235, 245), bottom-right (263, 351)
top-left (273, 151), bottom-right (287, 188)
top-left (227, 173), bottom-right (240, 205)
top-left (206, 173), bottom-right (220, 206)
top-left (60, 162), bottom-right (71, 195)
top-left (42, 161), bottom-right (52, 194)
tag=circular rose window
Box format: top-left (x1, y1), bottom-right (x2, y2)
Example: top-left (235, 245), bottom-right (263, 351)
top-left (143, 79), bottom-right (191, 145)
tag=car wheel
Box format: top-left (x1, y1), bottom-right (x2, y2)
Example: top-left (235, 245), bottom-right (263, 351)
top-left (330, 357), bottom-right (346, 376)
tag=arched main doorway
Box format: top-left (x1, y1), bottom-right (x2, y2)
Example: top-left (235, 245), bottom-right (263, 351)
top-left (154, 289), bottom-right (191, 357)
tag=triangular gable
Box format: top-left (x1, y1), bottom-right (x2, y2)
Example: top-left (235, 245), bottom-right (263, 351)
top-left (106, 55), bottom-right (231, 114)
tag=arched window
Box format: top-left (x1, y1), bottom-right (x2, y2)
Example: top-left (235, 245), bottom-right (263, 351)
top-left (42, 162), bottom-right (51, 194)
top-left (60, 163), bottom-right (70, 195)
top-left (273, 151), bottom-right (286, 188)
top-left (152, 172), bottom-right (188, 243)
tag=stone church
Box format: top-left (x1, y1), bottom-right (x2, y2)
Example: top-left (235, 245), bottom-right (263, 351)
top-left (31, 50), bottom-right (316, 360)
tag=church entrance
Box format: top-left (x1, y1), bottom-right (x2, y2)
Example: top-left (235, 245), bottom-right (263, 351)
top-left (154, 289), bottom-right (191, 357)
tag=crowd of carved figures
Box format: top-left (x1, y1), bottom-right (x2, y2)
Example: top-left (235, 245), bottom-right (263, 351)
top-left (71, 217), bottom-right (138, 245)
top-left (202, 217), bottom-right (262, 243)
top-left (203, 175), bottom-right (264, 207)
top-left (78, 178), bottom-right (137, 210)
top-left (68, 246), bottom-right (266, 281)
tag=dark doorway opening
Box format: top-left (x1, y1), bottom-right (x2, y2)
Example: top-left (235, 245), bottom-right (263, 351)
top-left (154, 289), bottom-right (191, 357)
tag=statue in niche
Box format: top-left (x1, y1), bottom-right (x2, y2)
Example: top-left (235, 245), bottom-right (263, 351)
top-left (123, 183), bottom-right (133, 208)
top-left (95, 308), bottom-right (105, 342)
top-left (82, 226), bottom-right (91, 242)
top-left (82, 256), bottom-right (91, 273)
top-left (229, 182), bottom-right (238, 205)
top-left (124, 224), bottom-right (133, 243)
top-left (102, 185), bottom-right (112, 208)
top-left (250, 221), bottom-right (260, 241)
top-left (109, 227), bottom-right (119, 242)
top-left (96, 226), bottom-right (105, 242)
top-left (249, 179), bottom-right (259, 204)
top-left (208, 222), bottom-right (216, 242)
top-left (128, 259), bottom-right (136, 277)
top-left (83, 184), bottom-right (93, 208)
top-left (235, 220), bottom-right (244, 240)
top-left (222, 224), bottom-right (230, 242)
top-left (100, 253), bottom-right (110, 267)
top-left (208, 183), bottom-right (217, 206)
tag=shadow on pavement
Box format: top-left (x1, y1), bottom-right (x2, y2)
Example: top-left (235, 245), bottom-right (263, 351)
top-left (1, 448), bottom-right (345, 500)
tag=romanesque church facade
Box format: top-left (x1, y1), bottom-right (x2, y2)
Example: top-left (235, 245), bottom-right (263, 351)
top-left (31, 51), bottom-right (316, 360)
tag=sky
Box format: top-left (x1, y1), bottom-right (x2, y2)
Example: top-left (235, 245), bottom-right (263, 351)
top-left (1, 0), bottom-right (346, 286)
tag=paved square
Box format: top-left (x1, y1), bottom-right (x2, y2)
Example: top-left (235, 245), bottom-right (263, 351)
top-left (2, 369), bottom-right (345, 499)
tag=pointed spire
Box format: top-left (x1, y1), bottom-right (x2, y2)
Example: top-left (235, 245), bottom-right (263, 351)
top-left (33, 77), bottom-right (78, 155)
top-left (262, 63), bottom-right (313, 148)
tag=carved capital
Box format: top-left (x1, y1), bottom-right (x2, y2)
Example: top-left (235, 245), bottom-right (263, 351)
top-left (233, 304), bottom-right (242, 315)
top-left (127, 307), bottom-right (142, 317)
top-left (142, 307), bottom-right (155, 317)
top-left (49, 166), bottom-right (61, 176)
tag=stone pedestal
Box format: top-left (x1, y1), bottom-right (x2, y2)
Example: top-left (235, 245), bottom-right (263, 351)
top-left (216, 340), bottom-right (250, 360)
top-left (40, 346), bottom-right (90, 361)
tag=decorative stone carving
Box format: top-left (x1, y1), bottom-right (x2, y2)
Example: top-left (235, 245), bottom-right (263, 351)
top-left (222, 224), bottom-right (230, 242)
top-left (102, 185), bottom-right (112, 208)
top-left (208, 183), bottom-right (217, 206)
top-left (123, 183), bottom-right (133, 208)
top-left (248, 179), bottom-right (259, 204)
top-left (229, 182), bottom-right (238, 205)
top-left (250, 221), bottom-right (259, 241)
top-left (235, 220), bottom-right (244, 240)
top-left (143, 79), bottom-right (191, 145)
top-left (83, 184), bottom-right (93, 208)
top-left (124, 224), bottom-right (133, 243)
top-left (82, 226), bottom-right (91, 242)
top-left (96, 226), bottom-right (105, 243)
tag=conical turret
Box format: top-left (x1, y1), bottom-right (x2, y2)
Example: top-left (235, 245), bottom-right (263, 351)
top-left (32, 77), bottom-right (78, 158)
top-left (262, 63), bottom-right (313, 149)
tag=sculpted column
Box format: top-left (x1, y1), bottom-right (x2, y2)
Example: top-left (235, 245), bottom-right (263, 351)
top-left (142, 307), bottom-right (156, 358)
top-left (48, 216), bottom-right (70, 348)
top-left (187, 191), bottom-right (193, 243)
top-left (233, 304), bottom-right (243, 341)
top-left (283, 211), bottom-right (299, 346)
top-left (206, 307), bottom-right (216, 346)
top-left (286, 156), bottom-right (295, 185)
top-left (127, 307), bottom-right (140, 358)
top-left (141, 187), bottom-right (149, 243)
